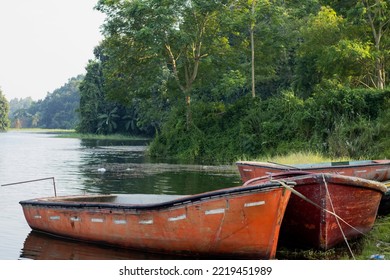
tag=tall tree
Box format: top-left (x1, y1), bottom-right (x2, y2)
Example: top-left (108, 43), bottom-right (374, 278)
top-left (0, 88), bottom-right (10, 131)
top-left (78, 59), bottom-right (106, 133)
top-left (227, 0), bottom-right (299, 98)
top-left (359, 0), bottom-right (389, 89)
top-left (321, 0), bottom-right (390, 89)
top-left (294, 6), bottom-right (375, 94)
top-left (250, 0), bottom-right (257, 98)
top-left (96, 0), bottom-right (230, 128)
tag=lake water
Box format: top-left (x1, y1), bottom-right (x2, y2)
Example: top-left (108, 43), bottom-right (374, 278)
top-left (0, 131), bottom-right (241, 260)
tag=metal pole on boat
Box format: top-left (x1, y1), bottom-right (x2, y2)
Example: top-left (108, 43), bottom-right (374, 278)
top-left (1, 177), bottom-right (57, 197)
top-left (52, 177), bottom-right (57, 197)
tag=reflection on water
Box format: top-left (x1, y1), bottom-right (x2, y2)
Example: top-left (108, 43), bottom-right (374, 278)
top-left (77, 137), bottom-right (240, 195)
top-left (81, 163), bottom-right (241, 195)
top-left (20, 231), bottom-right (185, 260)
top-left (0, 131), bottom-right (240, 260)
top-left (21, 230), bottom-right (233, 260)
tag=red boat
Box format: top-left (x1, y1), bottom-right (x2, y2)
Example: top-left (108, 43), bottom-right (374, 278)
top-left (242, 172), bottom-right (387, 250)
top-left (236, 159), bottom-right (390, 182)
top-left (20, 180), bottom-right (293, 259)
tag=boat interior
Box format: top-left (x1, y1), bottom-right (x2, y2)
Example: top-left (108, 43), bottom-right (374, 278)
top-left (43, 194), bottom-right (188, 205)
top-left (291, 160), bottom-right (380, 168)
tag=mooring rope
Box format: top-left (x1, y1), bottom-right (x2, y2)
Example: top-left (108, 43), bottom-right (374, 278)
top-left (273, 179), bottom-right (365, 235)
top-left (321, 174), bottom-right (355, 259)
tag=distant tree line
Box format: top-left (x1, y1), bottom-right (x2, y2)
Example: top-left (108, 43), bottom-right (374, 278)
top-left (8, 76), bottom-right (82, 129)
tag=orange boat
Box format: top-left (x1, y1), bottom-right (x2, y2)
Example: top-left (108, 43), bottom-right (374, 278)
top-left (242, 172), bottom-right (387, 250)
top-left (20, 180), bottom-right (293, 259)
top-left (236, 160), bottom-right (390, 183)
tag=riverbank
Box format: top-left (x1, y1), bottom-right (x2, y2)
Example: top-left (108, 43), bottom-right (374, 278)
top-left (9, 128), bottom-right (150, 141)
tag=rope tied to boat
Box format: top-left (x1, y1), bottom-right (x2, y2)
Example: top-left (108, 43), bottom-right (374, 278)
top-left (272, 177), bottom-right (369, 259)
top-left (321, 174), bottom-right (355, 260)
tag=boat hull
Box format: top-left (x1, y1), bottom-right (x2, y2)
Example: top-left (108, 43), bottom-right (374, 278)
top-left (240, 173), bottom-right (386, 250)
top-left (236, 160), bottom-right (390, 183)
top-left (20, 183), bottom-right (291, 259)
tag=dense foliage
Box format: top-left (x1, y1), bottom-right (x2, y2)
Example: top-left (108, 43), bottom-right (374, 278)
top-left (149, 88), bottom-right (390, 163)
top-left (0, 88), bottom-right (10, 131)
top-left (76, 0), bottom-right (390, 163)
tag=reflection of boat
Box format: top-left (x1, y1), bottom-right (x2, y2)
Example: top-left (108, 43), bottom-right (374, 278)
top-left (236, 160), bottom-right (390, 182)
top-left (19, 180), bottom-right (293, 259)
top-left (21, 230), bottom-right (172, 260)
top-left (242, 172), bottom-right (387, 250)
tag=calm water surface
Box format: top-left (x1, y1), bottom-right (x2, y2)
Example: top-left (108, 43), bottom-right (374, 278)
top-left (0, 131), bottom-right (240, 260)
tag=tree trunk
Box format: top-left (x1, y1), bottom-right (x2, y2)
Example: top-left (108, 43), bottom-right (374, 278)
top-left (250, 0), bottom-right (256, 98)
top-left (375, 56), bottom-right (385, 89)
top-left (363, 0), bottom-right (387, 89)
top-left (186, 95), bottom-right (192, 131)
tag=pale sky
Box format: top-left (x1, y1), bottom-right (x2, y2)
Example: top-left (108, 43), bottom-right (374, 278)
top-left (0, 0), bottom-right (105, 101)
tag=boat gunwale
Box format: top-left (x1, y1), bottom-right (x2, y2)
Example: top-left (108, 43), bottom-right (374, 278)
top-left (236, 160), bottom-right (390, 171)
top-left (19, 181), bottom-right (294, 211)
top-left (270, 172), bottom-right (388, 194)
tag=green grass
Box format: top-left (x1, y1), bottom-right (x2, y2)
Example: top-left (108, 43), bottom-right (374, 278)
top-left (244, 151), bottom-right (350, 165)
top-left (355, 215), bottom-right (390, 260)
